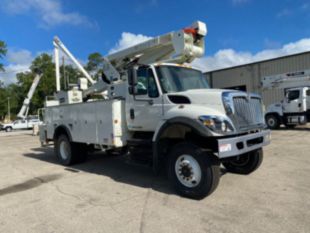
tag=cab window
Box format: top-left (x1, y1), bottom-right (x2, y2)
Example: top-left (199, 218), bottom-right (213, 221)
top-left (136, 67), bottom-right (159, 98)
top-left (306, 89), bottom-right (310, 96)
top-left (287, 90), bottom-right (300, 101)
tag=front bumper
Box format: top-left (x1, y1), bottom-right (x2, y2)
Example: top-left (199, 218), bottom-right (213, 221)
top-left (216, 130), bottom-right (271, 158)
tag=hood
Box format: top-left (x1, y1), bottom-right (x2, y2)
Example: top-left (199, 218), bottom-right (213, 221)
top-left (166, 89), bottom-right (236, 113)
top-left (1, 123), bottom-right (13, 127)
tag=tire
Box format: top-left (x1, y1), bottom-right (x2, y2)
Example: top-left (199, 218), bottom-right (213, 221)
top-left (265, 114), bottom-right (280, 129)
top-left (167, 142), bottom-right (220, 200)
top-left (5, 127), bottom-right (12, 132)
top-left (54, 134), bottom-right (87, 165)
top-left (222, 149), bottom-right (263, 175)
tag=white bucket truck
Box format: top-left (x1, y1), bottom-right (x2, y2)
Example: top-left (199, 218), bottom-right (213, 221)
top-left (263, 70), bottom-right (310, 129)
top-left (39, 21), bottom-right (270, 199)
top-left (0, 74), bottom-right (42, 132)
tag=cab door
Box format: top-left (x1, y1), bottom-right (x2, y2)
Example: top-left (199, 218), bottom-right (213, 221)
top-left (126, 66), bottom-right (163, 132)
top-left (283, 89), bottom-right (303, 113)
top-left (305, 88), bottom-right (310, 111)
top-left (14, 120), bottom-right (27, 129)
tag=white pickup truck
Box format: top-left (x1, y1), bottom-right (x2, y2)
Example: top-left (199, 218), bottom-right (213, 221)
top-left (1, 117), bottom-right (42, 132)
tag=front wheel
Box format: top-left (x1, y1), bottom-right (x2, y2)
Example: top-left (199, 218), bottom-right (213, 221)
top-left (265, 114), bottom-right (280, 129)
top-left (222, 149), bottom-right (263, 175)
top-left (168, 142), bottom-right (220, 200)
top-left (5, 127), bottom-right (12, 132)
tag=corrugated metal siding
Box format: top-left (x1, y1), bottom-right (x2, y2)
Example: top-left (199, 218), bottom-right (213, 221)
top-left (212, 65), bottom-right (255, 91)
top-left (206, 52), bottom-right (310, 106)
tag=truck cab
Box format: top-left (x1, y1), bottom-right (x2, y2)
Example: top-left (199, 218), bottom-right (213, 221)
top-left (265, 86), bottom-right (310, 129)
top-left (127, 63), bottom-right (266, 135)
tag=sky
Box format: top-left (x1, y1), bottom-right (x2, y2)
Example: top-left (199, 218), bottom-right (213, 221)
top-left (0, 0), bottom-right (310, 84)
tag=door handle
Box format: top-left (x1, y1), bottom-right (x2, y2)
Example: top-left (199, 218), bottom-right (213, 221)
top-left (130, 109), bottom-right (135, 119)
top-left (298, 103), bottom-right (302, 107)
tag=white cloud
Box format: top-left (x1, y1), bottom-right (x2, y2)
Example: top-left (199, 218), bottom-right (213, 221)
top-left (0, 49), bottom-right (33, 84)
top-left (0, 64), bottom-right (31, 84)
top-left (109, 32), bottom-right (152, 54)
top-left (192, 38), bottom-right (310, 72)
top-left (1, 0), bottom-right (94, 28)
top-left (7, 49), bottom-right (33, 65)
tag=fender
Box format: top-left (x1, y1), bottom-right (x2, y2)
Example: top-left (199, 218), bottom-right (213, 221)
top-left (152, 117), bottom-right (212, 173)
top-left (53, 125), bottom-right (73, 141)
top-left (265, 103), bottom-right (283, 117)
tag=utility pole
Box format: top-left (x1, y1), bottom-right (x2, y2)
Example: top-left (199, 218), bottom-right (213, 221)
top-left (7, 97), bottom-right (10, 122)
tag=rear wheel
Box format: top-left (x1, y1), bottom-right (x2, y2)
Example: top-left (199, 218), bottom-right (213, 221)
top-left (55, 134), bottom-right (87, 165)
top-left (168, 142), bottom-right (220, 200)
top-left (222, 149), bottom-right (263, 175)
top-left (265, 114), bottom-right (280, 129)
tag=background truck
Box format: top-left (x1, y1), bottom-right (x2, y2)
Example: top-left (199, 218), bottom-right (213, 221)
top-left (39, 21), bottom-right (270, 199)
top-left (0, 73), bottom-right (43, 132)
top-left (263, 70), bottom-right (310, 129)
top-left (1, 116), bottom-right (41, 132)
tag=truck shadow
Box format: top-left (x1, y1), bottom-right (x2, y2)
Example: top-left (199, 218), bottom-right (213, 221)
top-left (23, 146), bottom-right (227, 196)
top-left (277, 127), bottom-right (310, 131)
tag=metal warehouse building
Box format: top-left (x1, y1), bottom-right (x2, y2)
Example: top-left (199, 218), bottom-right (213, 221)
top-left (204, 51), bottom-right (310, 106)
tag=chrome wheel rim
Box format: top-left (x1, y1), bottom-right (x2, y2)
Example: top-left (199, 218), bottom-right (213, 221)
top-left (267, 118), bottom-right (275, 127)
top-left (175, 155), bottom-right (201, 188)
top-left (60, 140), bottom-right (70, 160)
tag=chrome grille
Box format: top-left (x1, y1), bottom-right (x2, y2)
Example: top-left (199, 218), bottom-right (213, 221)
top-left (231, 96), bottom-right (264, 131)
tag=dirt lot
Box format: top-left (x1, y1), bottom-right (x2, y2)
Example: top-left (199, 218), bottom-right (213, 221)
top-left (0, 128), bottom-right (309, 233)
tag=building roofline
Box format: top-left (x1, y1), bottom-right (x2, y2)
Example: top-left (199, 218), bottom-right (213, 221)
top-left (204, 50), bottom-right (310, 74)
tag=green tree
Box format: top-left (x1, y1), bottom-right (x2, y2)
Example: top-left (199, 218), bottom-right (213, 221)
top-left (0, 40), bottom-right (7, 71)
top-left (0, 83), bottom-right (21, 120)
top-left (15, 53), bottom-right (56, 115)
top-left (60, 64), bottom-right (81, 89)
top-left (0, 85), bottom-right (9, 120)
top-left (86, 52), bottom-right (103, 80)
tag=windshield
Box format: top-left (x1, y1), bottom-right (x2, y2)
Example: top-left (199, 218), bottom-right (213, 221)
top-left (156, 66), bottom-right (209, 93)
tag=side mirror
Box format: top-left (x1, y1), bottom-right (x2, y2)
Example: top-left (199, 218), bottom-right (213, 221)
top-left (128, 66), bottom-right (138, 86)
top-left (128, 86), bottom-right (138, 95)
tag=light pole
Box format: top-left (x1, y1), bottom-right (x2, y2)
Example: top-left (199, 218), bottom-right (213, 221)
top-left (7, 97), bottom-right (10, 122)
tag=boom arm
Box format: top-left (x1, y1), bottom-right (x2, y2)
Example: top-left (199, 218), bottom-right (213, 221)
top-left (53, 36), bottom-right (95, 92)
top-left (17, 74), bottom-right (42, 119)
top-left (52, 21), bottom-right (207, 99)
top-left (262, 70), bottom-right (310, 89)
top-left (84, 21), bottom-right (207, 98)
top-left (107, 21), bottom-right (207, 71)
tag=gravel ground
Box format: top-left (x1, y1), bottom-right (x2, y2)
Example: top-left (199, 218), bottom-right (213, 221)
top-left (0, 127), bottom-right (309, 233)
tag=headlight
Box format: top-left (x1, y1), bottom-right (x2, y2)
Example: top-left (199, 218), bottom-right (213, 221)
top-left (199, 115), bottom-right (234, 134)
top-left (222, 93), bottom-right (234, 115)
